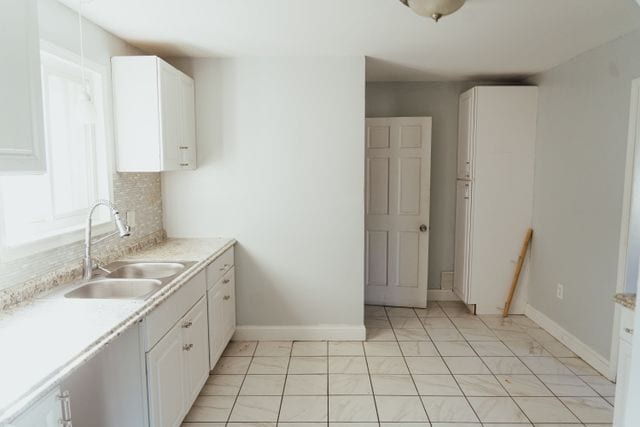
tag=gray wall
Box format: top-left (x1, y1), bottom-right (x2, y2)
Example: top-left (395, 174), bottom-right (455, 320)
top-left (528, 28), bottom-right (640, 359)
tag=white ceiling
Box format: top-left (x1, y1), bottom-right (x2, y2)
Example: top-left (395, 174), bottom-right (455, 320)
top-left (58, 0), bottom-right (640, 81)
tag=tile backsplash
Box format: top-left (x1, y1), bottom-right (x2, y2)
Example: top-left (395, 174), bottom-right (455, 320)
top-left (0, 172), bottom-right (164, 310)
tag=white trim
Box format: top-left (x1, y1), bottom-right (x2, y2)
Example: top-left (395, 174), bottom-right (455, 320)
top-left (612, 77), bottom-right (640, 378)
top-left (525, 304), bottom-right (614, 380)
top-left (233, 325), bottom-right (366, 341)
top-left (0, 221), bottom-right (113, 263)
top-left (428, 289), bottom-right (460, 301)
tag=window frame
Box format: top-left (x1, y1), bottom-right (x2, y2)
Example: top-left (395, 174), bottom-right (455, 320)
top-left (0, 41), bottom-right (116, 262)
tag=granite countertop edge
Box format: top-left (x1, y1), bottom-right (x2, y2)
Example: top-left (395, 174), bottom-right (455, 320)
top-left (613, 293), bottom-right (636, 310)
top-left (0, 237), bottom-right (236, 422)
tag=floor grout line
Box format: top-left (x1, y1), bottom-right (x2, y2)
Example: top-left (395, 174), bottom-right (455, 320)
top-left (191, 305), bottom-right (613, 426)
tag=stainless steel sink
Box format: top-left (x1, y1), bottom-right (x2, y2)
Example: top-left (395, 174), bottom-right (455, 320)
top-left (65, 278), bottom-right (163, 300)
top-left (107, 262), bottom-right (186, 279)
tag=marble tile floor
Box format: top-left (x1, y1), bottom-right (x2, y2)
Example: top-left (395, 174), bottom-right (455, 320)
top-left (182, 301), bottom-right (614, 427)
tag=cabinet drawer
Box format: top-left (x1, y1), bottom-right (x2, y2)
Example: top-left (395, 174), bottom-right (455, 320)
top-left (206, 247), bottom-right (234, 289)
top-left (145, 270), bottom-right (206, 350)
top-left (620, 306), bottom-right (635, 343)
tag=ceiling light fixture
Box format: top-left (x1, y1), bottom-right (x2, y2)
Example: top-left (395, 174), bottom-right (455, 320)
top-left (398, 0), bottom-right (466, 22)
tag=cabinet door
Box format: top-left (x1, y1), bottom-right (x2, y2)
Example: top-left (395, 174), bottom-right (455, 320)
top-left (182, 298), bottom-right (209, 405)
top-left (457, 90), bottom-right (475, 179)
top-left (158, 60), bottom-right (180, 171)
top-left (614, 338), bottom-right (633, 426)
top-left (178, 75), bottom-right (196, 170)
top-left (208, 284), bottom-right (226, 369)
top-left (453, 181), bottom-right (471, 303)
top-left (8, 388), bottom-right (63, 427)
top-left (147, 324), bottom-right (185, 427)
top-left (0, 0), bottom-right (46, 173)
top-left (222, 268), bottom-right (236, 343)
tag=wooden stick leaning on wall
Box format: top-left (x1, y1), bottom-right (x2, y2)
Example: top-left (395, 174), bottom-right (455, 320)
top-left (503, 228), bottom-right (534, 317)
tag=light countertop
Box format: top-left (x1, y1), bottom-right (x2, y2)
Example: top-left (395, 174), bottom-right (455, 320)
top-left (0, 237), bottom-right (235, 422)
top-left (614, 293), bottom-right (636, 310)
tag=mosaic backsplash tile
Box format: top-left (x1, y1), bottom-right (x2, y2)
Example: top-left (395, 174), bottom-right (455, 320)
top-left (0, 172), bottom-right (165, 310)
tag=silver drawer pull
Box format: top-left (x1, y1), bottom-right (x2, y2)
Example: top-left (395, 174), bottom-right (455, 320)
top-left (219, 263), bottom-right (230, 271)
top-left (179, 163), bottom-right (190, 167)
top-left (183, 343), bottom-right (194, 351)
top-left (182, 320), bottom-right (193, 328)
top-left (179, 146), bottom-right (189, 150)
top-left (624, 327), bottom-right (634, 335)
top-left (223, 278), bottom-right (230, 284)
top-left (223, 295), bottom-right (231, 300)
top-left (58, 390), bottom-right (72, 425)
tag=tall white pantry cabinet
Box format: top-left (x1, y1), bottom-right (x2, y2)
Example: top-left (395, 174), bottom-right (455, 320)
top-left (453, 86), bottom-right (538, 314)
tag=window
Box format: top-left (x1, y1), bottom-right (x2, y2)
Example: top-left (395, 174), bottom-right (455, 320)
top-left (0, 45), bottom-right (112, 255)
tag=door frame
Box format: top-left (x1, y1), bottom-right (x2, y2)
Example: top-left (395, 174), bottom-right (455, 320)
top-left (364, 116), bottom-right (432, 308)
top-left (612, 76), bottom-right (640, 379)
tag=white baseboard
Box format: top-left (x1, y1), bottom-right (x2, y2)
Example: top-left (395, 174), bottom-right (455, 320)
top-left (233, 325), bottom-right (366, 341)
top-left (428, 289), bottom-right (460, 301)
top-left (524, 304), bottom-right (614, 380)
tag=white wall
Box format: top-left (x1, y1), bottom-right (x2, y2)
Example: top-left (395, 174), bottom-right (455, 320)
top-left (528, 29), bottom-right (640, 359)
top-left (163, 57), bottom-right (366, 328)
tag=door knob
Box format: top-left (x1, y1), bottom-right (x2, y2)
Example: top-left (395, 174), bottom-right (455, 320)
top-left (419, 224), bottom-right (428, 232)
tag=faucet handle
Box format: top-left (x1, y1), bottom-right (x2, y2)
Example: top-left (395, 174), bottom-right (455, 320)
top-left (93, 258), bottom-right (112, 276)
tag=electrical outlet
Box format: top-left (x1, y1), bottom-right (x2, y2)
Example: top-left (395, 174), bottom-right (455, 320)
top-left (556, 283), bottom-right (564, 300)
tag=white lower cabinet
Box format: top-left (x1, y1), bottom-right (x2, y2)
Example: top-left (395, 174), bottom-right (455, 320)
top-left (182, 298), bottom-right (210, 405)
top-left (208, 266), bottom-right (236, 369)
top-left (147, 297), bottom-right (209, 427)
top-left (147, 324), bottom-right (186, 427)
top-left (614, 305), bottom-right (635, 426)
top-left (7, 245), bottom-right (237, 427)
top-left (6, 388), bottom-right (67, 427)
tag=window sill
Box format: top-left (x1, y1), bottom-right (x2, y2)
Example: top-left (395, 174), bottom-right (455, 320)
top-left (0, 221), bottom-right (114, 263)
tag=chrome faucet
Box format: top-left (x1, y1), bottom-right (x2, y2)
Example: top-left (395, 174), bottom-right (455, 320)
top-left (83, 200), bottom-right (131, 279)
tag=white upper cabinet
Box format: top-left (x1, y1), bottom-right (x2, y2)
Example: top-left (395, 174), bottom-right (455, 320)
top-left (0, 0), bottom-right (47, 174)
top-left (111, 56), bottom-right (197, 172)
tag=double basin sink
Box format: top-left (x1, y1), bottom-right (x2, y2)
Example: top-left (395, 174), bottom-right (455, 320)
top-left (65, 261), bottom-right (195, 300)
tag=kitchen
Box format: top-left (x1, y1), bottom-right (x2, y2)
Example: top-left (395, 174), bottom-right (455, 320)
top-left (1, 0), bottom-right (640, 426)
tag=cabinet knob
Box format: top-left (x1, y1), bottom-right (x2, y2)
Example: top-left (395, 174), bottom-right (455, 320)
top-left (624, 327), bottom-right (634, 335)
top-left (223, 295), bottom-right (231, 300)
top-left (222, 278), bottom-right (230, 284)
top-left (419, 224), bottom-right (428, 232)
top-left (179, 162), bottom-right (190, 167)
top-left (179, 146), bottom-right (189, 150)
top-left (182, 320), bottom-right (193, 328)
top-left (183, 343), bottom-right (194, 351)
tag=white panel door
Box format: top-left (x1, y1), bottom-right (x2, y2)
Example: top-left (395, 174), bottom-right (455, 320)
top-left (453, 180), bottom-right (472, 303)
top-left (365, 117), bottom-right (431, 308)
